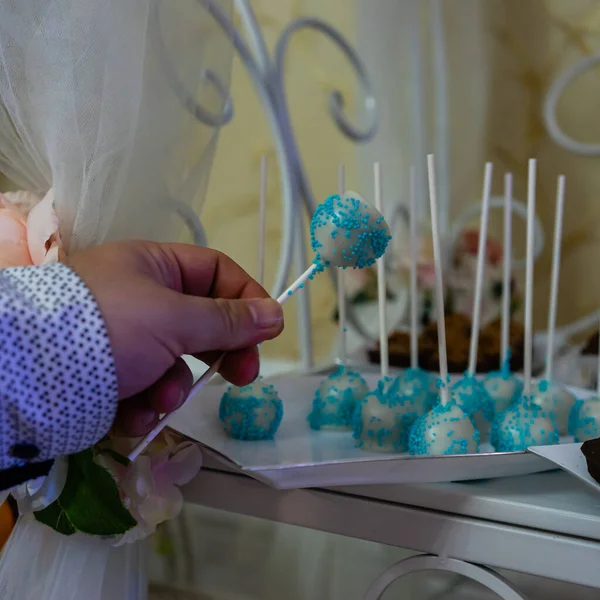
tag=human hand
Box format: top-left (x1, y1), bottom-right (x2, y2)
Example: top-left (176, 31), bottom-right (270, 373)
top-left (65, 241), bottom-right (284, 437)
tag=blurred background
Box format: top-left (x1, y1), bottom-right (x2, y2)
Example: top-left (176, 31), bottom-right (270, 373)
top-left (200, 0), bottom-right (600, 365)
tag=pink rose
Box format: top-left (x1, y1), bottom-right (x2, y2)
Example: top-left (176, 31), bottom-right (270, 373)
top-left (0, 189), bottom-right (61, 267)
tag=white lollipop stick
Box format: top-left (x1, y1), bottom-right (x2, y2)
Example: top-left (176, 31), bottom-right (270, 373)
top-left (337, 164), bottom-right (347, 365)
top-left (257, 156), bottom-right (268, 287)
top-left (501, 173), bottom-right (513, 368)
top-left (544, 175), bottom-right (566, 381)
top-left (374, 161), bottom-right (389, 378)
top-left (524, 159), bottom-right (537, 398)
top-left (467, 162), bottom-right (493, 377)
top-left (409, 165), bottom-right (419, 369)
top-left (427, 155), bottom-right (450, 405)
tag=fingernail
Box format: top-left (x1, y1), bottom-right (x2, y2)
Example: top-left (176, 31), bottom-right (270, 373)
top-left (248, 298), bottom-right (283, 328)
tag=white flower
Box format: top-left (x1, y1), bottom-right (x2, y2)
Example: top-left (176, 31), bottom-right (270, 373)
top-left (97, 433), bottom-right (202, 546)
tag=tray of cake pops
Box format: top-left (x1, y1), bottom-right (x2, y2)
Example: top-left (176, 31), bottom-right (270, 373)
top-left (169, 159), bottom-right (600, 490)
top-left (171, 367), bottom-right (597, 490)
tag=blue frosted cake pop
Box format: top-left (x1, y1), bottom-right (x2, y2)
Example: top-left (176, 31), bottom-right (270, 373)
top-left (408, 399), bottom-right (480, 456)
top-left (569, 396), bottom-right (600, 442)
top-left (353, 376), bottom-right (420, 452)
top-left (396, 367), bottom-right (437, 415)
top-left (451, 374), bottom-right (494, 423)
top-left (483, 357), bottom-right (524, 418)
top-left (530, 379), bottom-right (576, 435)
top-left (308, 366), bottom-right (369, 430)
top-left (219, 378), bottom-right (283, 441)
top-left (491, 397), bottom-right (559, 452)
top-left (310, 193), bottom-right (391, 272)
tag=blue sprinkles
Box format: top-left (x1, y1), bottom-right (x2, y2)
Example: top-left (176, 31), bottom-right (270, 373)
top-left (310, 194), bottom-right (392, 271)
top-left (490, 397), bottom-right (559, 452)
top-left (308, 366), bottom-right (369, 430)
top-left (353, 376), bottom-right (421, 453)
top-left (219, 378), bottom-right (283, 441)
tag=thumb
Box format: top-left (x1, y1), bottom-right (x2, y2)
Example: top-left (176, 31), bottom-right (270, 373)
top-left (168, 294), bottom-right (284, 354)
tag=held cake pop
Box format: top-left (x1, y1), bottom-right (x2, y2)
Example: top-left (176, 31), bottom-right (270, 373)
top-left (309, 165), bottom-right (369, 430)
top-left (353, 163), bottom-right (421, 452)
top-left (483, 173), bottom-right (523, 415)
top-left (129, 161), bottom-right (392, 460)
top-left (408, 155), bottom-right (480, 456)
top-left (570, 317), bottom-right (600, 442)
top-left (450, 163), bottom-right (495, 428)
top-left (491, 160), bottom-right (560, 452)
top-left (530, 175), bottom-right (575, 434)
top-left (220, 157), bottom-right (284, 440)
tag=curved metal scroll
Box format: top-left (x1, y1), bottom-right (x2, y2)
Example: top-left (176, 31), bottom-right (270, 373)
top-left (151, 0), bottom-right (381, 358)
top-left (544, 53), bottom-right (600, 156)
top-left (364, 554), bottom-right (529, 600)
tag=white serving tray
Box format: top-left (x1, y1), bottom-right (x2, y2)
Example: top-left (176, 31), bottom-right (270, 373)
top-left (170, 372), bottom-right (596, 490)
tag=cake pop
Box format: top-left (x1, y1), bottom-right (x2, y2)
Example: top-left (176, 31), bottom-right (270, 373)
top-left (353, 163), bottom-right (422, 452)
top-left (220, 157), bottom-right (286, 441)
top-left (529, 175), bottom-right (575, 434)
top-left (569, 318), bottom-right (600, 442)
top-left (483, 174), bottom-right (523, 415)
top-left (451, 163), bottom-right (495, 426)
top-left (309, 166), bottom-right (371, 430)
top-left (408, 155), bottom-right (480, 456)
top-left (353, 377), bottom-right (420, 452)
top-left (130, 166), bottom-right (393, 460)
top-left (219, 378), bottom-right (283, 440)
top-left (492, 160), bottom-right (560, 452)
top-left (396, 165), bottom-right (438, 415)
top-left (309, 366), bottom-right (369, 430)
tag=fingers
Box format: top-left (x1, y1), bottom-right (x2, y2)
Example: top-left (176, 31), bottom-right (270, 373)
top-left (196, 346), bottom-right (260, 387)
top-left (113, 358), bottom-right (193, 437)
top-left (157, 244), bottom-right (269, 300)
top-left (166, 291), bottom-right (284, 355)
top-left (147, 358), bottom-right (193, 413)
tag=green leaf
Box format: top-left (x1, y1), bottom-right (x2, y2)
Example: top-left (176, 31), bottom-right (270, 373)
top-left (57, 449), bottom-right (137, 536)
top-left (34, 501), bottom-right (76, 536)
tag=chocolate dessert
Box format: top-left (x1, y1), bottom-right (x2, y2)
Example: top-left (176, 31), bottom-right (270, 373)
top-left (368, 314), bottom-right (525, 374)
top-left (581, 437), bottom-right (600, 485)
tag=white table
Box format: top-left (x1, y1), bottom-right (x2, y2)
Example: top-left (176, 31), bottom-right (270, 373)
top-left (183, 456), bottom-right (600, 600)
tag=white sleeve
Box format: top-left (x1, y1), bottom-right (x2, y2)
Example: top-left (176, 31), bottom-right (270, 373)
top-left (0, 263), bottom-right (118, 470)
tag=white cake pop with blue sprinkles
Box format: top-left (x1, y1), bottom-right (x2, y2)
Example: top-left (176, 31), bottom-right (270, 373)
top-left (530, 379), bottom-right (575, 435)
top-left (310, 192), bottom-right (391, 272)
top-left (219, 378), bottom-right (283, 441)
top-left (491, 398), bottom-right (559, 452)
top-left (569, 396), bottom-right (600, 442)
top-left (451, 375), bottom-right (494, 423)
top-left (353, 376), bottom-right (421, 452)
top-left (408, 397), bottom-right (480, 455)
top-left (397, 367), bottom-right (437, 415)
top-left (529, 174), bottom-right (574, 434)
top-left (409, 156), bottom-right (481, 456)
top-left (308, 366), bottom-right (369, 430)
top-left (485, 177), bottom-right (523, 418)
top-left (451, 162), bottom-right (495, 427)
top-left (483, 357), bottom-right (523, 418)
